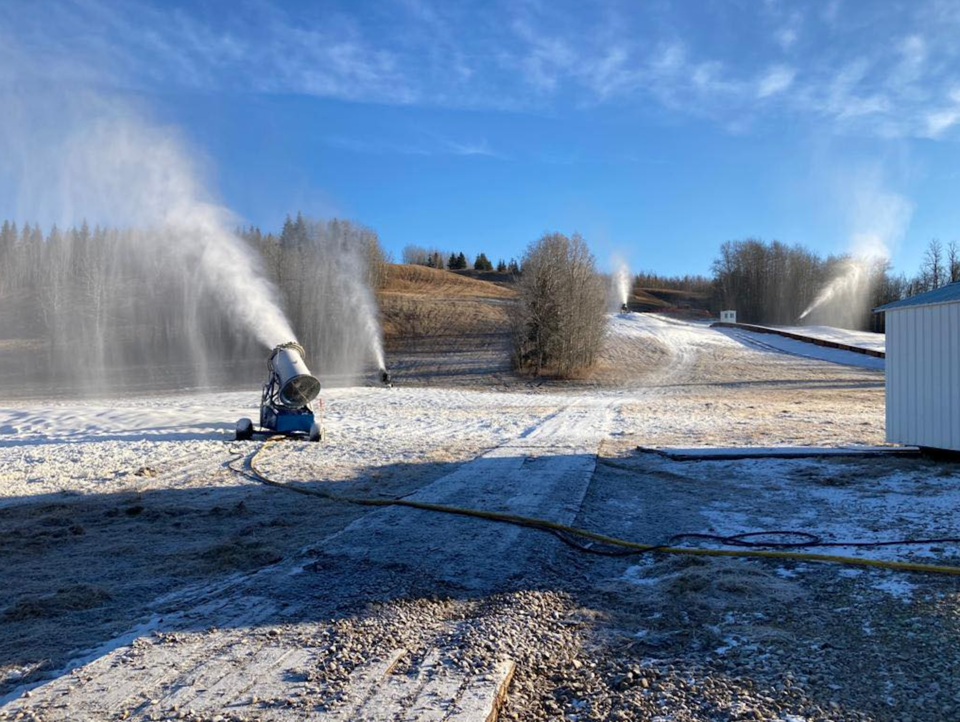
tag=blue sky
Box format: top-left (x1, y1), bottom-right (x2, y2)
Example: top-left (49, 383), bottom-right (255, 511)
top-left (3, 0), bottom-right (960, 275)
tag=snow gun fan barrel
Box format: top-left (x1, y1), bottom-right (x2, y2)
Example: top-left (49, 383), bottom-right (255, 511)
top-left (269, 342), bottom-right (321, 407)
top-left (236, 342), bottom-right (324, 442)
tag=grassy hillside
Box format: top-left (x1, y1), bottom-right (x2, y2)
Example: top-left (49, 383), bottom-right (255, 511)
top-left (377, 264), bottom-right (517, 385)
top-left (628, 288), bottom-right (672, 310)
top-left (381, 264), bottom-right (514, 300)
top-left (632, 285), bottom-right (715, 316)
top-left (379, 263), bottom-right (514, 347)
top-left (450, 268), bottom-right (517, 290)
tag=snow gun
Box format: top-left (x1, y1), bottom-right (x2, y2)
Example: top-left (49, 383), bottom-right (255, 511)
top-left (236, 342), bottom-right (323, 442)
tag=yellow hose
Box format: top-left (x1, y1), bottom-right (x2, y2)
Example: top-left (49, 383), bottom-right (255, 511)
top-left (244, 438), bottom-right (960, 577)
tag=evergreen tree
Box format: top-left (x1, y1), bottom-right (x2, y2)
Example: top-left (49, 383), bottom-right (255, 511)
top-left (474, 252), bottom-right (493, 271)
top-left (0, 221), bottom-right (14, 278)
top-left (508, 258), bottom-right (520, 274)
top-left (456, 252), bottom-right (467, 269)
top-left (448, 253), bottom-right (458, 269)
top-left (279, 214), bottom-right (296, 248)
top-left (496, 258), bottom-right (507, 273)
top-left (293, 212), bottom-right (309, 247)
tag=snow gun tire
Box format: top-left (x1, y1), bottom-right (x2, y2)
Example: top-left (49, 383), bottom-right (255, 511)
top-left (236, 418), bottom-right (254, 441)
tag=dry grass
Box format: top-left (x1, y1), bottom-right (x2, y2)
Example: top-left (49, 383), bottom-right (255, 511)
top-left (631, 288), bottom-right (672, 308)
top-left (381, 296), bottom-right (509, 342)
top-left (379, 264), bottom-right (514, 353)
top-left (196, 538), bottom-right (283, 572)
top-left (657, 557), bottom-right (806, 608)
top-left (3, 584), bottom-right (112, 621)
top-left (380, 264), bottom-right (515, 300)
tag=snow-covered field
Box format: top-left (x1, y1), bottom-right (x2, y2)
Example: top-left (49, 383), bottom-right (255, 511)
top-left (4, 314), bottom-right (959, 721)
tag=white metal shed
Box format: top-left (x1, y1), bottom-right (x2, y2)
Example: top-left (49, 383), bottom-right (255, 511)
top-left (876, 282), bottom-right (960, 451)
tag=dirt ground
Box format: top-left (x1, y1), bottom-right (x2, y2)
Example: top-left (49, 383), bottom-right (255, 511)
top-left (2, 314), bottom-right (958, 721)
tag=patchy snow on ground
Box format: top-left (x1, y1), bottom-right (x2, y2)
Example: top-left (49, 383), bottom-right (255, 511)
top-left (0, 387), bottom-right (583, 505)
top-left (871, 575), bottom-right (918, 601)
top-left (5, 308), bottom-right (952, 721)
top-left (679, 455), bottom-right (960, 564)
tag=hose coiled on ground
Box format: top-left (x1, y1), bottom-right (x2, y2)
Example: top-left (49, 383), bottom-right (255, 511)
top-left (232, 438), bottom-right (960, 578)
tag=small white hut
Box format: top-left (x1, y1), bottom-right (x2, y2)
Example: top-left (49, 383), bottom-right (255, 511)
top-left (720, 310), bottom-right (737, 324)
top-left (876, 282), bottom-right (960, 452)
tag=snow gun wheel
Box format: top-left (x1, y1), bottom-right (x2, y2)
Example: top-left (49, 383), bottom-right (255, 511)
top-left (309, 421), bottom-right (324, 443)
top-left (236, 418), bottom-right (254, 441)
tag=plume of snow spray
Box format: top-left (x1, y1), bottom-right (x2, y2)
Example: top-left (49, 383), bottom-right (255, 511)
top-left (0, 82), bottom-right (298, 389)
top-left (354, 279), bottom-right (387, 372)
top-left (610, 257), bottom-right (631, 310)
top-left (800, 175), bottom-right (913, 328)
top-left (62, 118), bottom-right (297, 350)
top-left (293, 218), bottom-right (386, 378)
top-left (799, 256), bottom-right (874, 324)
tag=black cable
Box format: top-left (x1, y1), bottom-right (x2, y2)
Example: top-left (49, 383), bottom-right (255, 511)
top-left (667, 531), bottom-right (960, 550)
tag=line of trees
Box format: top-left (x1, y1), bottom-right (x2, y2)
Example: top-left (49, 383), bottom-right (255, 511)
top-left (511, 233), bottom-right (606, 377)
top-left (239, 214), bottom-right (387, 375)
top-left (633, 271), bottom-right (713, 295)
top-left (401, 244), bottom-right (518, 273)
top-left (0, 215), bottom-right (386, 389)
top-left (710, 237), bottom-right (958, 329)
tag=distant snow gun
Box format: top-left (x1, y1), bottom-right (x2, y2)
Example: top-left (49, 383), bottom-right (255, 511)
top-left (620, 302), bottom-right (629, 314)
top-left (380, 368), bottom-right (392, 387)
top-left (236, 342), bottom-right (324, 442)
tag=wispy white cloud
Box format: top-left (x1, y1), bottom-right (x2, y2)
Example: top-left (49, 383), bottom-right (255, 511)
top-left (441, 138), bottom-right (502, 157)
top-left (776, 26), bottom-right (799, 51)
top-left (766, 4), bottom-right (804, 51)
top-left (5, 0), bottom-right (960, 142)
top-left (322, 133), bottom-right (502, 159)
top-left (924, 88), bottom-right (960, 137)
top-left (757, 66), bottom-right (796, 98)
top-left (821, 0), bottom-right (842, 27)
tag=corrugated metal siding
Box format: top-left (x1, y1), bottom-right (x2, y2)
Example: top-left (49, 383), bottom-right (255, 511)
top-left (886, 301), bottom-right (960, 450)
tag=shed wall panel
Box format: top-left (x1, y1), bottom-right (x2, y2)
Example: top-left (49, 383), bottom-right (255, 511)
top-left (953, 304), bottom-right (960, 449)
top-left (886, 300), bottom-right (960, 451)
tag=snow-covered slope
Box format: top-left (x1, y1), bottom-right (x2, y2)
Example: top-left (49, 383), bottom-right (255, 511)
top-left (773, 325), bottom-right (886, 353)
top-left (724, 328), bottom-right (885, 370)
top-left (608, 313), bottom-right (884, 371)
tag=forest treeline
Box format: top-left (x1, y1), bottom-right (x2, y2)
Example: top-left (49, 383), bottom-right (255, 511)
top-left (402, 244), bottom-right (518, 274)
top-left (627, 239), bottom-right (955, 329)
top-left (403, 235), bottom-right (954, 331)
top-left (2, 211), bottom-right (957, 390)
top-left (0, 214), bottom-right (386, 388)
top-left (708, 238), bottom-right (958, 328)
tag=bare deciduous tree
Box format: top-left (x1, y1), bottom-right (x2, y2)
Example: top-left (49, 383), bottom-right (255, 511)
top-left (923, 238), bottom-right (944, 290)
top-left (402, 245), bottom-right (447, 269)
top-left (948, 241), bottom-right (960, 284)
top-left (511, 232), bottom-right (606, 377)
